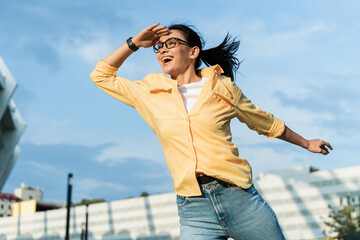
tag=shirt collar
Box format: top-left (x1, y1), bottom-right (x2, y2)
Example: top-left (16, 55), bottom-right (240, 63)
top-left (198, 65), bottom-right (226, 91)
top-left (149, 65), bottom-right (225, 92)
top-left (198, 64), bottom-right (224, 78)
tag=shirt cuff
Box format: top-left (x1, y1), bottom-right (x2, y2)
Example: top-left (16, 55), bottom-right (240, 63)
top-left (267, 118), bottom-right (285, 138)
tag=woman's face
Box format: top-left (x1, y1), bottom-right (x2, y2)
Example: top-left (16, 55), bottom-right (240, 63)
top-left (156, 30), bottom-right (197, 79)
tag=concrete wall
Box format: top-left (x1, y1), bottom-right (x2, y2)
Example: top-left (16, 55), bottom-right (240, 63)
top-left (0, 192), bottom-right (180, 240)
top-left (1, 165), bottom-right (360, 240)
top-left (255, 165), bottom-right (360, 240)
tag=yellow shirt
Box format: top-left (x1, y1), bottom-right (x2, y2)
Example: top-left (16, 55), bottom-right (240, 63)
top-left (90, 60), bottom-right (285, 196)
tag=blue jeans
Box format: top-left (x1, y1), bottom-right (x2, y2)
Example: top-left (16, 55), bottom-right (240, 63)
top-left (177, 180), bottom-right (286, 240)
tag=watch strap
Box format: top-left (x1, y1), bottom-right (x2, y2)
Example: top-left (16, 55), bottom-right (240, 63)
top-left (126, 37), bottom-right (139, 51)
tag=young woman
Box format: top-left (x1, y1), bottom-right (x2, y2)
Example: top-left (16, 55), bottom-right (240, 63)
top-left (90, 23), bottom-right (332, 239)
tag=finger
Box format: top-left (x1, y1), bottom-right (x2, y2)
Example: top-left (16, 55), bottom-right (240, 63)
top-left (324, 142), bottom-right (333, 150)
top-left (153, 25), bottom-right (168, 33)
top-left (155, 29), bottom-right (170, 37)
top-left (321, 149), bottom-right (328, 155)
top-left (156, 28), bottom-right (170, 34)
top-left (320, 145), bottom-right (329, 155)
top-left (321, 141), bottom-right (333, 151)
top-left (146, 23), bottom-right (161, 31)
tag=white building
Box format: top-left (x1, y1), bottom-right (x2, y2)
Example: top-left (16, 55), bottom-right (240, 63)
top-left (0, 183), bottom-right (43, 218)
top-left (0, 165), bottom-right (359, 240)
top-left (0, 56), bottom-right (26, 191)
top-left (14, 183), bottom-right (43, 202)
top-left (0, 193), bottom-right (19, 218)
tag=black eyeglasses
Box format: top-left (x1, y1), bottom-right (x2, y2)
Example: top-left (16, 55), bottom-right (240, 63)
top-left (153, 38), bottom-right (190, 53)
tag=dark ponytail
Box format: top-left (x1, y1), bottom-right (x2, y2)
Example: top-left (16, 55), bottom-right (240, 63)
top-left (169, 24), bottom-right (241, 81)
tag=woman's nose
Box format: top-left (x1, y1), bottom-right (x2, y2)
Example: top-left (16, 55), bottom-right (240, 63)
top-left (159, 47), bottom-right (168, 54)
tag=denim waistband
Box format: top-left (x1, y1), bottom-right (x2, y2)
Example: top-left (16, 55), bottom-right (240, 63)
top-left (197, 175), bottom-right (236, 190)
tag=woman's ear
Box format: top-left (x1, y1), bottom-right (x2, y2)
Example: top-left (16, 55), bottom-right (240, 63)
top-left (189, 46), bottom-right (200, 60)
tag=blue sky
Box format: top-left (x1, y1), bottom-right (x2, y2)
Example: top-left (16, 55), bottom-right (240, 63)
top-left (1, 0), bottom-right (359, 203)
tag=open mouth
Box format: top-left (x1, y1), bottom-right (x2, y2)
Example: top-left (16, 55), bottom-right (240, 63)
top-left (162, 56), bottom-right (173, 65)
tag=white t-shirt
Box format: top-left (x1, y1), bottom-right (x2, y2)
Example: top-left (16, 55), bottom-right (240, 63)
top-left (177, 77), bottom-right (207, 113)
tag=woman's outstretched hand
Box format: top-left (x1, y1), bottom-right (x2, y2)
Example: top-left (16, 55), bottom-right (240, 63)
top-left (132, 23), bottom-right (169, 49)
top-left (306, 139), bottom-right (333, 155)
top-left (278, 126), bottom-right (333, 155)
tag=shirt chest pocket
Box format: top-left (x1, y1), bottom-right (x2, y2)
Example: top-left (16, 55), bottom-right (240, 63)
top-left (148, 88), bottom-right (178, 119)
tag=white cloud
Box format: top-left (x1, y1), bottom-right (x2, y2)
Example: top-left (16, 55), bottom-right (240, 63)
top-left (77, 40), bottom-right (113, 65)
top-left (241, 145), bottom-right (305, 175)
top-left (21, 113), bottom-right (72, 145)
top-left (27, 160), bottom-right (65, 176)
top-left (20, 112), bottom-right (112, 146)
top-left (74, 178), bottom-right (128, 200)
top-left (76, 178), bottom-right (127, 191)
top-left (58, 32), bottom-right (114, 64)
top-left (21, 112), bottom-right (166, 167)
top-left (143, 181), bottom-right (174, 194)
top-left (199, 16), bottom-right (331, 60)
top-left (231, 92), bottom-right (336, 146)
top-left (94, 138), bottom-right (165, 165)
top-left (242, 21), bottom-right (330, 59)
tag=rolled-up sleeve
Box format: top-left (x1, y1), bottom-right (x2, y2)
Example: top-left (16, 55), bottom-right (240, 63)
top-left (232, 83), bottom-right (285, 138)
top-left (90, 60), bottom-right (144, 108)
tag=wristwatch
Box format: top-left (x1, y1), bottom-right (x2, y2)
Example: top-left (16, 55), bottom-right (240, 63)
top-left (126, 37), bottom-right (139, 52)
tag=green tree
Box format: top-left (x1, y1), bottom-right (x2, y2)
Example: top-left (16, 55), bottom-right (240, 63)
top-left (323, 196), bottom-right (360, 240)
top-left (72, 198), bottom-right (106, 206)
top-left (140, 191), bottom-right (149, 197)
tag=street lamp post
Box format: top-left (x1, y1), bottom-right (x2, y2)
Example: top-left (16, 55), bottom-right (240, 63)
top-left (85, 204), bottom-right (89, 240)
top-left (65, 173), bottom-right (73, 240)
top-left (80, 205), bottom-right (89, 240)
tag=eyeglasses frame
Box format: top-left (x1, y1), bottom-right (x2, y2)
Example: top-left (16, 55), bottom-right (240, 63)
top-left (153, 37), bottom-right (191, 53)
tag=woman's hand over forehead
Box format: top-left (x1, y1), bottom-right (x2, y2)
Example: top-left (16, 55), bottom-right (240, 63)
top-left (132, 23), bottom-right (169, 49)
